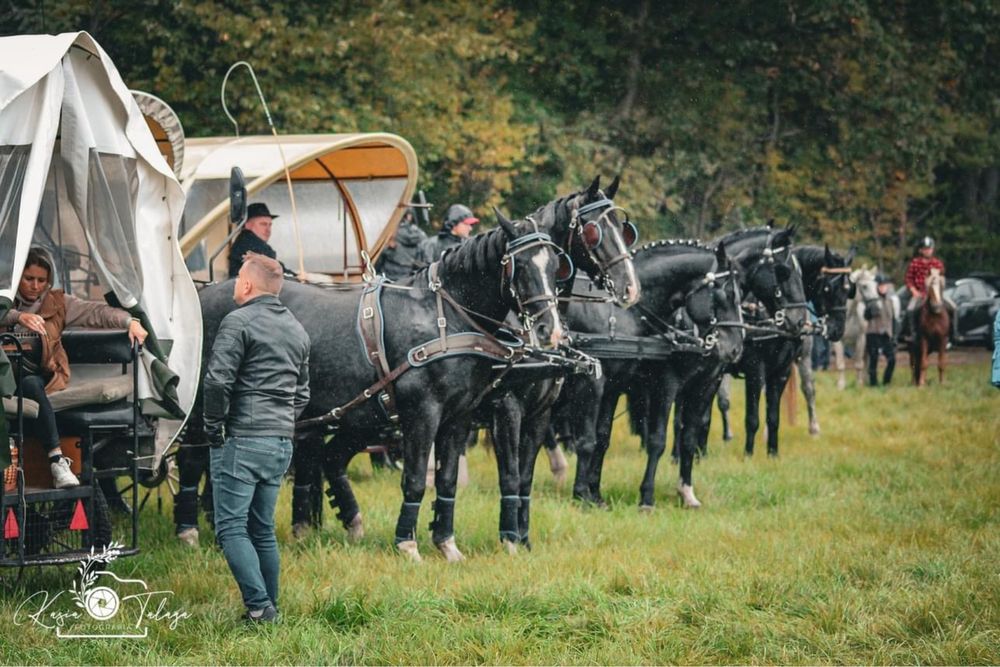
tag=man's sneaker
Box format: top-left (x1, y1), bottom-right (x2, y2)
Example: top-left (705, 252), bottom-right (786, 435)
top-left (50, 457), bottom-right (80, 488)
top-left (244, 605), bottom-right (278, 624)
top-left (177, 526), bottom-right (199, 548)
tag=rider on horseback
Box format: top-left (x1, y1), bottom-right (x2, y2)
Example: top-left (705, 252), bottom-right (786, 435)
top-left (905, 236), bottom-right (956, 340)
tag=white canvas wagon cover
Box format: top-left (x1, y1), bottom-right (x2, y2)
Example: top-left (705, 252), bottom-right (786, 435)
top-left (0, 32), bottom-right (202, 465)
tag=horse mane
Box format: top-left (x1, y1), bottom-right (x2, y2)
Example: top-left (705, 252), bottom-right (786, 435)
top-left (439, 227), bottom-right (507, 276)
top-left (796, 245), bottom-right (846, 269)
top-left (715, 227), bottom-right (772, 244)
top-left (410, 226), bottom-right (508, 285)
top-left (632, 238), bottom-right (713, 257)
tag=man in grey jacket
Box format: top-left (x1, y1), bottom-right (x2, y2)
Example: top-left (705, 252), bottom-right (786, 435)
top-left (203, 253), bottom-right (310, 623)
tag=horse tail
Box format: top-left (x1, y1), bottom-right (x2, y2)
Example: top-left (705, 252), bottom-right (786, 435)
top-left (626, 386), bottom-right (648, 444)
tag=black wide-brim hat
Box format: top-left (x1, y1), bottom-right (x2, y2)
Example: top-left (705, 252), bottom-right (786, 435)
top-left (247, 202), bottom-right (280, 219)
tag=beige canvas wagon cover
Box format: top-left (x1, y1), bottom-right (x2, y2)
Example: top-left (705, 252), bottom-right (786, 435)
top-left (177, 133), bottom-right (419, 281)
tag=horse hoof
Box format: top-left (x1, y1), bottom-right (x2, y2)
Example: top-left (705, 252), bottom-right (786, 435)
top-left (837, 379), bottom-right (846, 391)
top-left (291, 522), bottom-right (311, 540)
top-left (176, 527), bottom-right (199, 548)
top-left (722, 432), bottom-right (733, 442)
top-left (638, 504), bottom-right (655, 513)
top-left (809, 421), bottom-right (820, 436)
top-left (436, 537), bottom-right (465, 563)
top-left (346, 513), bottom-right (365, 542)
top-left (396, 540), bottom-right (422, 563)
top-left (677, 482), bottom-right (702, 509)
top-left (547, 446), bottom-right (569, 485)
top-left (502, 539), bottom-right (519, 556)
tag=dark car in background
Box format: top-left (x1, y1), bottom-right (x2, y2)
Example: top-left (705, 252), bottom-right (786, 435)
top-left (896, 276), bottom-right (999, 349)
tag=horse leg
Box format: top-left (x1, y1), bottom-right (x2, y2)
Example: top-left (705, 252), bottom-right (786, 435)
top-left (517, 409), bottom-right (551, 550)
top-left (543, 423), bottom-right (569, 485)
top-left (567, 377), bottom-right (603, 504)
top-left (323, 440), bottom-right (365, 542)
top-left (491, 394), bottom-right (523, 554)
top-left (638, 385), bottom-right (675, 510)
top-left (587, 389), bottom-right (621, 506)
top-left (718, 374), bottom-right (734, 442)
top-left (744, 362), bottom-right (764, 457)
top-left (832, 341), bottom-right (846, 390)
top-left (677, 389), bottom-right (710, 508)
top-left (174, 442), bottom-right (210, 545)
top-left (798, 348), bottom-right (819, 435)
top-left (394, 414), bottom-right (439, 562)
top-left (765, 364), bottom-right (792, 457)
top-left (938, 336), bottom-right (947, 384)
top-left (430, 419), bottom-right (470, 562)
top-left (291, 432), bottom-right (324, 538)
top-left (919, 336), bottom-right (930, 387)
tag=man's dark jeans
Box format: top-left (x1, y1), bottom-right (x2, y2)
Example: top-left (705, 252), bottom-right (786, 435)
top-left (866, 333), bottom-right (896, 386)
top-left (211, 436), bottom-right (293, 612)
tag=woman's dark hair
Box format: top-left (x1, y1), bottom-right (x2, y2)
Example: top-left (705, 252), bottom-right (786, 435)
top-left (24, 247), bottom-right (53, 281)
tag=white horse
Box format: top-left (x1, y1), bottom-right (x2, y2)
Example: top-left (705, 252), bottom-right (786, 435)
top-left (832, 267), bottom-right (880, 389)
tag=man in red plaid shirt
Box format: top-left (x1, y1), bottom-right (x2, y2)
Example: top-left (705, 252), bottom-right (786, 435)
top-left (905, 236), bottom-right (955, 338)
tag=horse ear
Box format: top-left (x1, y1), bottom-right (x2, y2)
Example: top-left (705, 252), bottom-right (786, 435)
top-left (586, 175), bottom-right (601, 199)
top-left (493, 207), bottom-right (517, 239)
top-left (785, 222), bottom-right (797, 237)
top-left (825, 243), bottom-right (834, 266)
top-left (715, 241), bottom-right (728, 268)
top-left (605, 175), bottom-right (620, 200)
top-left (845, 245), bottom-right (857, 265)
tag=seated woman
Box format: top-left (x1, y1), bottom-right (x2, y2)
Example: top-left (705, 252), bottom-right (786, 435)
top-left (1, 247), bottom-right (147, 488)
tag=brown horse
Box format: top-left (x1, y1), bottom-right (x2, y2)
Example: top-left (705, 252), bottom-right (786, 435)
top-left (912, 268), bottom-right (949, 386)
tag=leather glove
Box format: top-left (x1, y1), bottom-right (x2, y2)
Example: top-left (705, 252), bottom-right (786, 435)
top-left (207, 427), bottom-right (226, 449)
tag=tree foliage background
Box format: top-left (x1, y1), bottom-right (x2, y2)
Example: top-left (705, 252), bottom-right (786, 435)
top-left (4, 0), bottom-right (1000, 278)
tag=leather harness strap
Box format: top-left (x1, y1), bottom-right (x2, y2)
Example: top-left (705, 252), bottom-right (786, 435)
top-left (358, 281), bottom-right (400, 424)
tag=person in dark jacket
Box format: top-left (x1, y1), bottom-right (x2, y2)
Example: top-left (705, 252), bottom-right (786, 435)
top-left (228, 202), bottom-right (290, 278)
top-left (865, 274), bottom-right (898, 386)
top-left (416, 204), bottom-right (478, 265)
top-left (375, 208), bottom-right (427, 279)
top-left (203, 252), bottom-right (310, 623)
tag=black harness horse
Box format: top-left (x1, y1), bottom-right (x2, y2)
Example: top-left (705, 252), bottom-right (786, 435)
top-left (714, 242), bottom-right (853, 456)
top-left (552, 239), bottom-right (748, 512)
top-left (449, 177), bottom-right (642, 553)
top-left (179, 216), bottom-right (567, 562)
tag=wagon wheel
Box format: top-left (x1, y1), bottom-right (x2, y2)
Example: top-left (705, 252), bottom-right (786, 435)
top-left (113, 449), bottom-right (180, 515)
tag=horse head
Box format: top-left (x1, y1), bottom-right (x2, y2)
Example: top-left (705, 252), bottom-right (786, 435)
top-left (724, 225), bottom-right (807, 336)
top-left (925, 268), bottom-right (945, 313)
top-left (850, 267), bottom-right (881, 321)
top-left (811, 243), bottom-right (854, 342)
top-left (534, 175), bottom-right (641, 308)
top-left (495, 208), bottom-right (566, 349)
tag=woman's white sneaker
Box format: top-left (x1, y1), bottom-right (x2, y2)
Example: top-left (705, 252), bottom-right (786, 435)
top-left (50, 456), bottom-right (80, 488)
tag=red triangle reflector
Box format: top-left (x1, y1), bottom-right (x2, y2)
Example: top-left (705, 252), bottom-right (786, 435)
top-left (4, 508), bottom-right (18, 539)
top-left (69, 499), bottom-right (89, 531)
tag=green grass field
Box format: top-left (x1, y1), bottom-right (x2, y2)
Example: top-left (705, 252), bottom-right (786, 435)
top-left (3, 362), bottom-right (999, 665)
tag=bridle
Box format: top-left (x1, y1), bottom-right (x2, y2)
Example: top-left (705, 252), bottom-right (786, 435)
top-left (566, 197), bottom-right (637, 299)
top-left (499, 230), bottom-right (566, 343)
top-left (743, 234), bottom-right (807, 333)
top-left (806, 265), bottom-right (852, 337)
top-left (634, 260), bottom-right (744, 353)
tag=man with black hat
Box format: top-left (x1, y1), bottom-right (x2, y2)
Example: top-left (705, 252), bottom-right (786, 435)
top-left (865, 274), bottom-right (898, 386)
top-left (229, 202), bottom-right (289, 278)
top-left (416, 204), bottom-right (479, 266)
